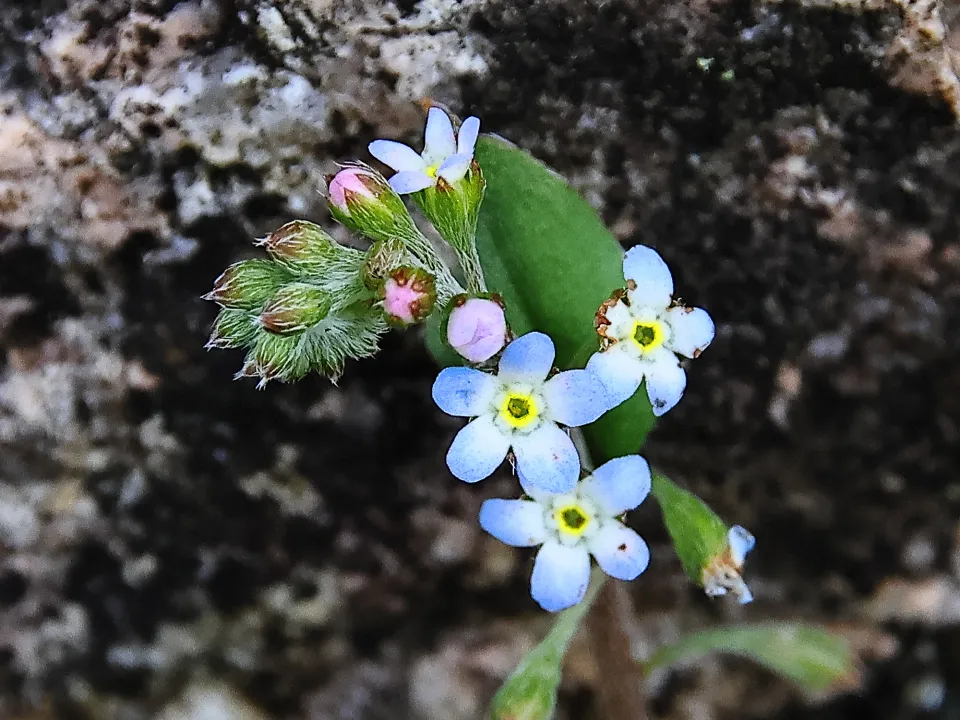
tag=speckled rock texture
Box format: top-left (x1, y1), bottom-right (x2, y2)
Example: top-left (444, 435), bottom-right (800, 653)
top-left (1, 0), bottom-right (959, 718)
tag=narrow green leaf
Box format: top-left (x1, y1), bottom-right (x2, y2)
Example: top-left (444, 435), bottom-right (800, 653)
top-left (490, 574), bottom-right (604, 720)
top-left (651, 473), bottom-right (729, 582)
top-left (645, 623), bottom-right (858, 693)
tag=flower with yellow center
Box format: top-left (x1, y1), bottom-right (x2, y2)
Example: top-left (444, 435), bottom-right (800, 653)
top-left (479, 455), bottom-right (653, 612)
top-left (432, 332), bottom-right (622, 494)
top-left (368, 107), bottom-right (480, 194)
top-left (588, 245), bottom-right (716, 416)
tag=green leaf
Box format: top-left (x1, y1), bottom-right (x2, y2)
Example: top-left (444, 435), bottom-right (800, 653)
top-left (426, 135), bottom-right (656, 460)
top-left (650, 473), bottom-right (729, 582)
top-left (644, 623), bottom-right (858, 693)
top-left (490, 574), bottom-right (604, 720)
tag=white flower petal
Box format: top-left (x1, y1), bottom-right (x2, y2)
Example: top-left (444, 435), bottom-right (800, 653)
top-left (437, 153), bottom-right (473, 183)
top-left (445, 415), bottom-right (510, 483)
top-left (604, 300), bottom-right (635, 336)
top-left (498, 332), bottom-right (555, 384)
top-left (389, 171), bottom-right (434, 194)
top-left (530, 541), bottom-right (591, 612)
top-left (516, 466), bottom-right (560, 502)
top-left (586, 347), bottom-right (644, 406)
top-left (728, 526), bottom-right (755, 566)
top-left (368, 139), bottom-right (426, 173)
top-left (543, 369), bottom-right (614, 427)
top-left (588, 524), bottom-right (650, 581)
top-left (579, 455), bottom-right (651, 516)
top-left (623, 245), bottom-right (673, 308)
top-left (423, 107), bottom-right (457, 165)
top-left (432, 367), bottom-right (498, 417)
top-left (512, 423), bottom-right (580, 494)
top-left (643, 347), bottom-right (687, 416)
top-left (478, 499), bottom-right (548, 547)
top-left (665, 306), bottom-right (715, 358)
top-left (457, 116), bottom-right (480, 156)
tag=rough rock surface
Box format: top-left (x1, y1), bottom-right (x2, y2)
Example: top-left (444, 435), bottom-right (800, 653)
top-left (1, 0), bottom-right (959, 718)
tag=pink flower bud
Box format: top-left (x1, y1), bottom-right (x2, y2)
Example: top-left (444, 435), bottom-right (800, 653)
top-left (327, 167), bottom-right (377, 215)
top-left (382, 267), bottom-right (436, 327)
top-left (447, 297), bottom-right (507, 363)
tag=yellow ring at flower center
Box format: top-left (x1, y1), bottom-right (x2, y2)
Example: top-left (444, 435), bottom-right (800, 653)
top-left (554, 505), bottom-right (590, 538)
top-left (425, 164), bottom-right (439, 178)
top-left (631, 320), bottom-right (665, 352)
top-left (500, 393), bottom-right (538, 429)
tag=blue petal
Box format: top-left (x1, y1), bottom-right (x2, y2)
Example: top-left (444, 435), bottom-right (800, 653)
top-left (445, 415), bottom-right (511, 483)
top-left (432, 367), bottom-right (497, 417)
top-left (437, 153), bottom-right (472, 183)
top-left (643, 347), bottom-right (686, 417)
top-left (512, 423), bottom-right (580, 494)
top-left (478, 499), bottom-right (548, 547)
top-left (542, 369), bottom-right (614, 427)
top-left (586, 348), bottom-right (644, 407)
top-left (580, 455), bottom-right (651, 516)
top-left (588, 524), bottom-right (649, 581)
top-left (368, 140), bottom-right (426, 173)
top-left (498, 332), bottom-right (554, 384)
top-left (389, 171), bottom-right (434, 194)
top-left (531, 541), bottom-right (591, 612)
top-left (623, 245), bottom-right (673, 308)
top-left (423, 107), bottom-right (456, 164)
top-left (728, 525), bottom-right (755, 566)
top-left (457, 116), bottom-right (480, 156)
top-left (665, 306), bottom-right (715, 359)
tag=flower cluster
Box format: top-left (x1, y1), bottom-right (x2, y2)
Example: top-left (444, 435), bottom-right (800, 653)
top-left (204, 105), bottom-right (754, 613)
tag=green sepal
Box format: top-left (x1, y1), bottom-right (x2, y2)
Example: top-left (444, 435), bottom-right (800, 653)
top-left (259, 282), bottom-right (333, 335)
top-left (206, 308), bottom-right (260, 349)
top-left (326, 164), bottom-right (420, 246)
top-left (259, 220), bottom-right (342, 274)
top-left (412, 164), bottom-right (484, 249)
top-left (204, 259), bottom-right (293, 311)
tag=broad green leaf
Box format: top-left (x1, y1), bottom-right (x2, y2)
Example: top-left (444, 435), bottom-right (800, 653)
top-left (490, 574), bottom-right (604, 720)
top-left (644, 623), bottom-right (858, 693)
top-left (426, 135), bottom-right (656, 459)
top-left (651, 473), bottom-right (729, 582)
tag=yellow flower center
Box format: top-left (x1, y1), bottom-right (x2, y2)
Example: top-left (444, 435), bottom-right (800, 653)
top-left (500, 393), bottom-right (538, 429)
top-left (425, 164), bottom-right (439, 178)
top-left (554, 505), bottom-right (590, 538)
top-left (631, 320), bottom-right (664, 352)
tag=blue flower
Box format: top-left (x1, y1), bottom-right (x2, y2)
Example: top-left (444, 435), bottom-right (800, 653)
top-left (479, 455), bottom-right (653, 612)
top-left (432, 332), bottom-right (616, 494)
top-left (703, 525), bottom-right (756, 604)
top-left (368, 107), bottom-right (480, 194)
top-left (588, 245), bottom-right (715, 416)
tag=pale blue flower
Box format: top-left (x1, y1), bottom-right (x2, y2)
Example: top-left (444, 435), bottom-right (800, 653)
top-left (432, 332), bottom-right (615, 494)
top-left (479, 455), bottom-right (652, 612)
top-left (587, 245), bottom-right (715, 417)
top-left (368, 107), bottom-right (480, 194)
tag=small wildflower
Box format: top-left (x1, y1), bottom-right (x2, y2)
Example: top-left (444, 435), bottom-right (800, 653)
top-left (381, 267), bottom-right (436, 327)
top-left (368, 107), bottom-right (480, 194)
top-left (432, 332), bottom-right (618, 493)
top-left (447, 296), bottom-right (507, 363)
top-left (702, 525), bottom-right (756, 604)
top-left (480, 455), bottom-right (652, 612)
top-left (588, 245), bottom-right (715, 416)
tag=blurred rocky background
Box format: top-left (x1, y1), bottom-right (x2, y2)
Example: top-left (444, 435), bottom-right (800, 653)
top-left (1, 0), bottom-right (959, 717)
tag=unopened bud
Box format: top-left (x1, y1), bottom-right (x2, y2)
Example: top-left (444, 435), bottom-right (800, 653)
top-left (362, 238), bottom-right (409, 290)
top-left (381, 267), bottom-right (436, 327)
top-left (252, 330), bottom-right (311, 386)
top-left (207, 308), bottom-right (259, 349)
top-left (258, 220), bottom-right (340, 274)
top-left (326, 164), bottom-right (417, 244)
top-left (259, 283), bottom-right (332, 335)
top-left (703, 526), bottom-right (756, 604)
top-left (204, 259), bottom-right (291, 310)
top-left (446, 296), bottom-right (507, 363)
